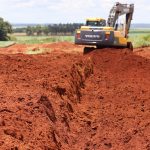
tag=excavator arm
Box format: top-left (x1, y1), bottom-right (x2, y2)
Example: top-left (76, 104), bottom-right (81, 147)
top-left (107, 2), bottom-right (134, 37)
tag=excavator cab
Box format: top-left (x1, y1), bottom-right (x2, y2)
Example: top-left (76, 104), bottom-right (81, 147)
top-left (86, 18), bottom-right (106, 27)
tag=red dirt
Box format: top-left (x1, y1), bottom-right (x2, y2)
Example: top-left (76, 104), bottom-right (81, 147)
top-left (135, 46), bottom-right (150, 59)
top-left (0, 42), bottom-right (83, 54)
top-left (0, 42), bottom-right (150, 150)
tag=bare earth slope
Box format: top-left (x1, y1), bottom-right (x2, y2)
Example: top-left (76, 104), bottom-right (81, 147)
top-left (0, 43), bottom-right (150, 150)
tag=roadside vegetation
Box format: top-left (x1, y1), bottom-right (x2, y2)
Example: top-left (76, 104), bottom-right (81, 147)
top-left (129, 29), bottom-right (150, 48)
top-left (10, 35), bottom-right (74, 44)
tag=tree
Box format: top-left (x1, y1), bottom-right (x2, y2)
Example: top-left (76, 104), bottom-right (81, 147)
top-left (43, 26), bottom-right (49, 36)
top-left (0, 17), bottom-right (12, 41)
top-left (26, 26), bottom-right (34, 36)
top-left (35, 25), bottom-right (42, 36)
top-left (22, 23), bottom-right (84, 37)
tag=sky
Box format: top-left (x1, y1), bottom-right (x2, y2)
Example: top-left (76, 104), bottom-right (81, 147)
top-left (0, 0), bottom-right (149, 24)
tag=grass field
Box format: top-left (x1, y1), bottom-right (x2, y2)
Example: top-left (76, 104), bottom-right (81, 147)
top-left (129, 29), bottom-right (150, 48)
top-left (0, 29), bottom-right (150, 48)
top-left (10, 35), bottom-right (74, 44)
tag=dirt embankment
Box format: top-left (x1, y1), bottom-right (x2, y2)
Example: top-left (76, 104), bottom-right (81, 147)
top-left (0, 42), bottom-right (83, 54)
top-left (0, 43), bottom-right (150, 150)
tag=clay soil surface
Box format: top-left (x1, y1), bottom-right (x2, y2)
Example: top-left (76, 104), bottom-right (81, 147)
top-left (0, 42), bottom-right (150, 150)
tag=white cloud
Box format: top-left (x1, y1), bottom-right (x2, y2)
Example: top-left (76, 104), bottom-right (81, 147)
top-left (0, 0), bottom-right (149, 23)
top-left (12, 0), bottom-right (49, 8)
top-left (48, 0), bottom-right (95, 11)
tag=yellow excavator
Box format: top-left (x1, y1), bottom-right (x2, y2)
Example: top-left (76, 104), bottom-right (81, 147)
top-left (75, 2), bottom-right (134, 51)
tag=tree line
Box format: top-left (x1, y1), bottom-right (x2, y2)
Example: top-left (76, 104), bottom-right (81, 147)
top-left (0, 16), bottom-right (83, 40)
top-left (13, 23), bottom-right (83, 36)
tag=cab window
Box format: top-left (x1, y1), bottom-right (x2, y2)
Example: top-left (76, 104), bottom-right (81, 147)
top-left (86, 20), bottom-right (106, 27)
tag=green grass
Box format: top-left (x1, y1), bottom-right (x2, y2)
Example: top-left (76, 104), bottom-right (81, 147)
top-left (10, 35), bottom-right (74, 44)
top-left (129, 29), bottom-right (150, 48)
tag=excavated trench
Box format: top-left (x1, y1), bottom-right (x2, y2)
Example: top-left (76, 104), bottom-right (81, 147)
top-left (0, 43), bottom-right (150, 150)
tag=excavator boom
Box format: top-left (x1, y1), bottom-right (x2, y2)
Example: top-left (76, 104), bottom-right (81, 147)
top-left (107, 2), bottom-right (134, 37)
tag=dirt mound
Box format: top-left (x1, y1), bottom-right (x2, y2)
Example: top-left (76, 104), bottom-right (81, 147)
top-left (42, 41), bottom-right (81, 49)
top-left (0, 42), bottom-right (84, 54)
top-left (135, 46), bottom-right (150, 59)
top-left (0, 44), bottom-right (28, 54)
top-left (0, 46), bottom-right (150, 149)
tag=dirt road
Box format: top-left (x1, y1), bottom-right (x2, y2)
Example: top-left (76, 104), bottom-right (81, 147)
top-left (0, 42), bottom-right (150, 150)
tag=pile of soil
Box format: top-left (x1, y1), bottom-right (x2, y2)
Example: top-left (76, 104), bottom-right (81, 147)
top-left (0, 43), bottom-right (150, 150)
top-left (0, 42), bottom-right (83, 54)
